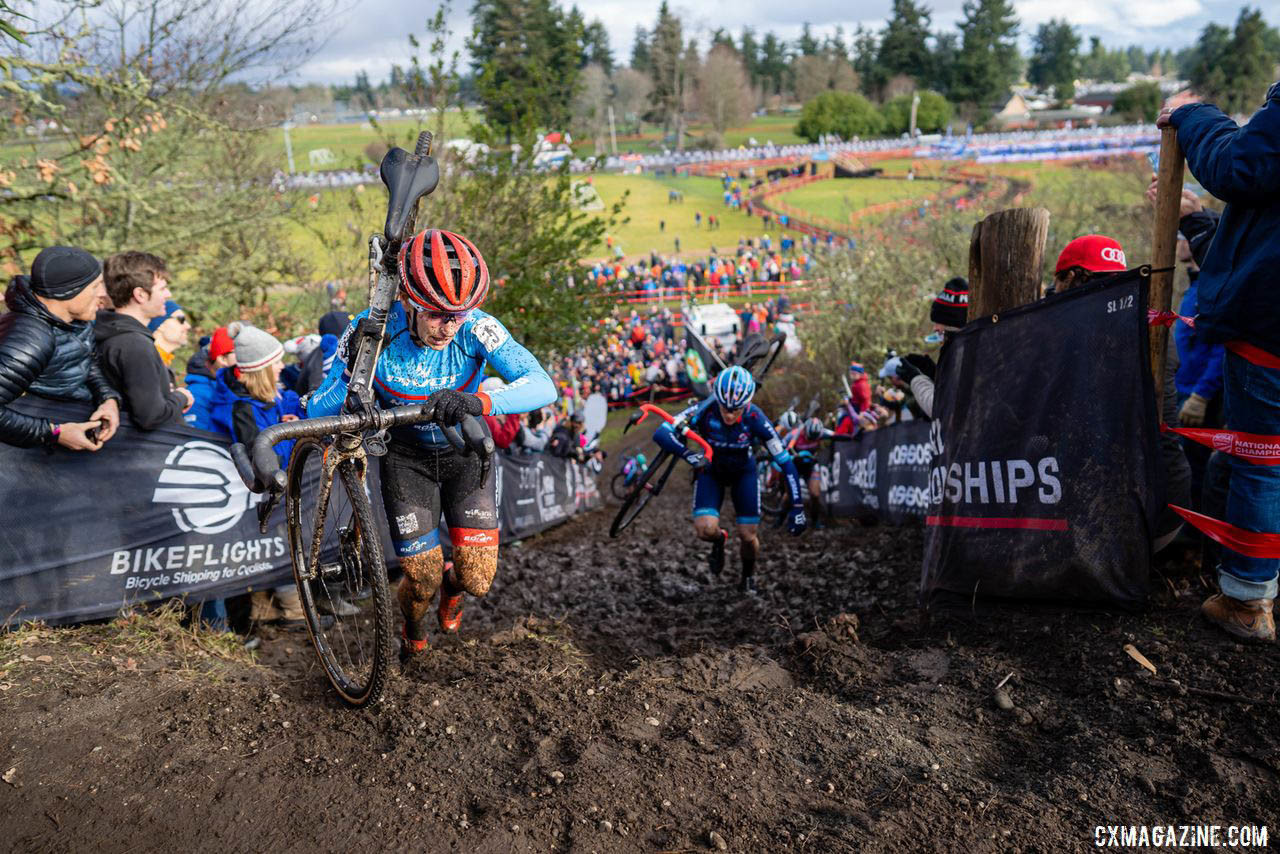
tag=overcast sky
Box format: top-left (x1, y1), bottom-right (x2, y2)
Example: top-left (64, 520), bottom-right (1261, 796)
top-left (291, 0), bottom-right (1272, 85)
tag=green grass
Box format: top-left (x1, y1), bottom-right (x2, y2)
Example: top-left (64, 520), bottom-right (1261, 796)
top-left (774, 176), bottom-right (949, 224)
top-left (269, 111), bottom-right (480, 172)
top-left (585, 173), bottom-right (791, 261)
top-left (572, 113), bottom-right (807, 157)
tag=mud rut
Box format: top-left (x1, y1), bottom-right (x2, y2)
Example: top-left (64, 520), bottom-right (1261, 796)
top-left (2, 433), bottom-right (1279, 852)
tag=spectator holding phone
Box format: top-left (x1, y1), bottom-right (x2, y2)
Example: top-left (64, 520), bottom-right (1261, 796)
top-left (0, 246), bottom-right (121, 451)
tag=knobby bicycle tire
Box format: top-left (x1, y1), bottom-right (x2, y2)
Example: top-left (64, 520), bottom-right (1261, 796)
top-left (610, 449), bottom-right (676, 537)
top-left (287, 439), bottom-right (394, 708)
top-left (610, 472), bottom-right (632, 501)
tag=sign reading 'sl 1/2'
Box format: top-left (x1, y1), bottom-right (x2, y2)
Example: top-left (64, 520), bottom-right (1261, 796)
top-left (0, 399), bottom-right (599, 627)
top-left (920, 270), bottom-right (1161, 609)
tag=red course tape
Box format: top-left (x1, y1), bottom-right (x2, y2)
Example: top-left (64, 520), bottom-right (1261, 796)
top-left (1169, 505), bottom-right (1280, 559)
top-left (1160, 424), bottom-right (1280, 465)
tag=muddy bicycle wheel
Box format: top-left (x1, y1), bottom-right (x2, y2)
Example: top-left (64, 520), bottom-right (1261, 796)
top-left (286, 438), bottom-right (393, 708)
top-left (610, 472), bottom-right (630, 501)
top-left (610, 450), bottom-right (676, 537)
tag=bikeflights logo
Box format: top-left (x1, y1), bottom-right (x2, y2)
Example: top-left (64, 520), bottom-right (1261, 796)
top-left (152, 441), bottom-right (259, 534)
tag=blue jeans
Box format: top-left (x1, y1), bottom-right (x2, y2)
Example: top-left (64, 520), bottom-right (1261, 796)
top-left (1219, 350), bottom-right (1280, 601)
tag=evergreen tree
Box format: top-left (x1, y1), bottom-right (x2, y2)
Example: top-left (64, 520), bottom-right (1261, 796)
top-left (1125, 45), bottom-right (1149, 74)
top-left (850, 25), bottom-right (879, 97)
top-left (1221, 7), bottom-right (1279, 114)
top-left (797, 23), bottom-right (820, 57)
top-left (951, 0), bottom-right (1020, 109)
top-left (711, 28), bottom-right (736, 52)
top-left (630, 26), bottom-right (652, 72)
top-left (877, 0), bottom-right (934, 90)
top-left (826, 26), bottom-right (848, 61)
top-left (1185, 24), bottom-right (1233, 105)
top-left (1028, 19), bottom-right (1080, 102)
top-left (1079, 36), bottom-right (1130, 82)
top-left (583, 18), bottom-right (614, 73)
top-left (469, 0), bottom-right (582, 139)
top-left (928, 31), bottom-right (959, 96)
top-left (759, 31), bottom-right (789, 96)
top-left (739, 27), bottom-right (761, 89)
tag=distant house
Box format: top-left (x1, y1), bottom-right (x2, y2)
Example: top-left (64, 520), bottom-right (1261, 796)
top-left (994, 93), bottom-right (1032, 126)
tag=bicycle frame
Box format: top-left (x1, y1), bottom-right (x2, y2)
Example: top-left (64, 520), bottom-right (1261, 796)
top-left (232, 130), bottom-right (494, 520)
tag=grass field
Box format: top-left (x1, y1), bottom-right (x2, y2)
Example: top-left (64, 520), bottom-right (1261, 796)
top-left (774, 176), bottom-right (949, 224)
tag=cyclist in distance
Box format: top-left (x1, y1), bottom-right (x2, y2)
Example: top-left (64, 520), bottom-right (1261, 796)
top-left (785, 416), bottom-right (829, 530)
top-left (654, 365), bottom-right (806, 595)
top-left (307, 228), bottom-right (556, 657)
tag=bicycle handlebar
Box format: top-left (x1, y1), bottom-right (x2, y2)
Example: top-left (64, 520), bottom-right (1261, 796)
top-left (634, 403), bottom-right (714, 462)
top-left (231, 406), bottom-right (494, 494)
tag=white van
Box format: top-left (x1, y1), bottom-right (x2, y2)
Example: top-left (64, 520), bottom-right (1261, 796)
top-left (685, 303), bottom-right (741, 351)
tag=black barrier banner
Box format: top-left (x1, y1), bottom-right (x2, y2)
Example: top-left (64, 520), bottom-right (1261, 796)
top-left (826, 420), bottom-right (933, 524)
top-left (496, 452), bottom-right (601, 540)
top-left (1, 399), bottom-right (599, 626)
top-left (920, 271), bottom-right (1161, 609)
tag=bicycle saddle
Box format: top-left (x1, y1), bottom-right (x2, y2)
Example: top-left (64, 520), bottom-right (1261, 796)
top-left (380, 144), bottom-right (440, 244)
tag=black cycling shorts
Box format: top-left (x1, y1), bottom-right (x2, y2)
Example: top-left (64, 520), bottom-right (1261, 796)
top-left (380, 440), bottom-right (499, 558)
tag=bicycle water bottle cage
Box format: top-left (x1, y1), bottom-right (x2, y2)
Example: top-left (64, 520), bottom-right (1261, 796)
top-left (380, 146), bottom-right (440, 244)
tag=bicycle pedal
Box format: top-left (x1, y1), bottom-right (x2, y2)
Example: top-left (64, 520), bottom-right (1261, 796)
top-left (365, 430), bottom-right (389, 457)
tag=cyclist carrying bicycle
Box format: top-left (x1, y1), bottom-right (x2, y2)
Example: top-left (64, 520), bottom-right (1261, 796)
top-left (783, 416), bottom-right (830, 529)
top-left (654, 365), bottom-right (805, 595)
top-left (307, 228), bottom-right (556, 656)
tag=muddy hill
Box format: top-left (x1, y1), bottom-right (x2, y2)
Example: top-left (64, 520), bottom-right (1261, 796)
top-left (2, 449), bottom-right (1277, 852)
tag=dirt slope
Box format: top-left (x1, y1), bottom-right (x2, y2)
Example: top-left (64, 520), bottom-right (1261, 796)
top-left (2, 455), bottom-right (1277, 852)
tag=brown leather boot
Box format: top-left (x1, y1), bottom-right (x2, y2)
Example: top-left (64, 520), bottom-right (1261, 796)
top-left (1201, 594), bottom-right (1275, 642)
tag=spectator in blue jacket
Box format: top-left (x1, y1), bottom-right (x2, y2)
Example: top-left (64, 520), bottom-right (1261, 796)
top-left (208, 322), bottom-right (301, 466)
top-left (207, 322), bottom-right (307, 626)
top-left (1163, 80), bottom-right (1280, 642)
top-left (183, 326), bottom-right (235, 431)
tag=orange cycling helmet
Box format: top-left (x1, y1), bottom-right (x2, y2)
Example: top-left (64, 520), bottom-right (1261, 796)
top-left (397, 228), bottom-right (490, 313)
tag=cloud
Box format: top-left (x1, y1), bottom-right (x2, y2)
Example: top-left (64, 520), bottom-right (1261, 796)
top-left (285, 0), bottom-right (1274, 85)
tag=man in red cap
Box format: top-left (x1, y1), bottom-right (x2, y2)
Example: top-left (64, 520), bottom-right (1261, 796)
top-left (1051, 235), bottom-right (1128, 294)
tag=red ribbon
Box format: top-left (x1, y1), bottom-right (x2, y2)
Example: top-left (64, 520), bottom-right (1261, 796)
top-left (1147, 309), bottom-right (1195, 328)
top-left (1160, 423), bottom-right (1280, 465)
top-left (1169, 505), bottom-right (1280, 559)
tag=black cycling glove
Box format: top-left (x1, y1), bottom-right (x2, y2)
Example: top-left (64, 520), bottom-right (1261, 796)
top-left (894, 358), bottom-right (922, 384)
top-left (427, 389), bottom-right (484, 426)
top-left (902, 353), bottom-right (937, 381)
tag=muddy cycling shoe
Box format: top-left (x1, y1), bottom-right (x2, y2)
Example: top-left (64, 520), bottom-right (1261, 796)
top-left (739, 573), bottom-right (758, 596)
top-left (437, 564), bottom-right (465, 633)
top-left (400, 626), bottom-right (430, 663)
top-left (708, 529), bottom-right (728, 576)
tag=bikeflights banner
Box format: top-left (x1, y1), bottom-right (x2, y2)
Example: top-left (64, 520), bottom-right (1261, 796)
top-left (496, 452), bottom-right (601, 541)
top-left (920, 270), bottom-right (1161, 610)
top-left (1, 399), bottom-right (599, 626)
top-left (826, 420), bottom-right (933, 524)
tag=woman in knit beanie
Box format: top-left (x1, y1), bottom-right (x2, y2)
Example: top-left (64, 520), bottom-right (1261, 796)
top-left (207, 321), bottom-right (307, 624)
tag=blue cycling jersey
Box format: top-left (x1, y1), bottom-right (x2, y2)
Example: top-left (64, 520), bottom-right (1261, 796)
top-left (655, 400), bottom-right (802, 506)
top-left (306, 304), bottom-right (556, 448)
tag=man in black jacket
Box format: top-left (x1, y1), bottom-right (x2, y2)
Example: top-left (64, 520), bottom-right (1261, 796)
top-left (547, 411), bottom-right (586, 462)
top-left (95, 251), bottom-right (192, 430)
top-left (0, 246), bottom-right (121, 450)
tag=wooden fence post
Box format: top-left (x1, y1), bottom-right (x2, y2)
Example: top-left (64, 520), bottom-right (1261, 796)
top-left (1150, 127), bottom-right (1186, 420)
top-left (968, 208), bottom-right (1051, 317)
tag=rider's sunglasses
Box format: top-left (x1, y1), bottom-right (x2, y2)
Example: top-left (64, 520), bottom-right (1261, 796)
top-left (426, 310), bottom-right (470, 324)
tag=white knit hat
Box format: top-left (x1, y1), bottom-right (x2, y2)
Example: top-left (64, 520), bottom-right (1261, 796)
top-left (226, 321), bottom-right (284, 372)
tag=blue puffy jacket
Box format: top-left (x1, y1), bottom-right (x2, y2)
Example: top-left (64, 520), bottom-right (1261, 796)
top-left (1171, 82), bottom-right (1280, 356)
top-left (207, 368), bottom-right (303, 465)
top-left (182, 350), bottom-right (219, 432)
top-left (1173, 273), bottom-right (1225, 401)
